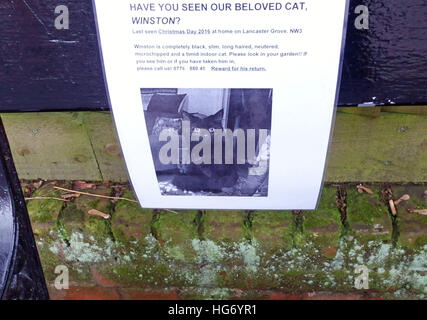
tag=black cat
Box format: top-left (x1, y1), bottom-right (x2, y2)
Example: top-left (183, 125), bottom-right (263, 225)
top-left (172, 109), bottom-right (248, 193)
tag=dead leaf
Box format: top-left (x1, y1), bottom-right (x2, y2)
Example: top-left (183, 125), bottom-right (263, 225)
top-left (399, 194), bottom-right (410, 201)
top-left (60, 193), bottom-right (81, 199)
top-left (32, 180), bottom-right (43, 189)
top-left (357, 185), bottom-right (373, 194)
top-left (389, 199), bottom-right (397, 216)
top-left (73, 181), bottom-right (96, 190)
top-left (394, 194), bottom-right (410, 205)
top-left (408, 209), bottom-right (427, 215)
top-left (88, 209), bottom-right (110, 219)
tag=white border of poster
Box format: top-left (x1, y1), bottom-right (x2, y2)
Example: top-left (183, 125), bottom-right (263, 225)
top-left (92, 0), bottom-right (350, 210)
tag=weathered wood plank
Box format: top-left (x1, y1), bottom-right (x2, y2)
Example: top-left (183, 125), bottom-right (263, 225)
top-left (337, 106), bottom-right (427, 118)
top-left (0, 0), bottom-right (108, 111)
top-left (338, 107), bottom-right (382, 117)
top-left (81, 112), bottom-right (128, 182)
top-left (382, 106), bottom-right (427, 116)
top-left (1, 111), bottom-right (426, 182)
top-left (1, 112), bottom-right (102, 180)
top-left (327, 111), bottom-right (427, 182)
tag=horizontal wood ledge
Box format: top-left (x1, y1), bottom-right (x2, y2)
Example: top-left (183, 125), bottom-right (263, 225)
top-left (1, 107), bottom-right (426, 182)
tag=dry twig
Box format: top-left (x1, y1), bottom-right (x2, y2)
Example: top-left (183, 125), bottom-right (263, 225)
top-left (53, 186), bottom-right (179, 214)
top-left (25, 196), bottom-right (69, 202)
top-left (53, 186), bottom-right (138, 202)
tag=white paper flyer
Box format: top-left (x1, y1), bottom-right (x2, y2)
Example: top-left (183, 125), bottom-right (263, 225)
top-left (92, 0), bottom-right (349, 209)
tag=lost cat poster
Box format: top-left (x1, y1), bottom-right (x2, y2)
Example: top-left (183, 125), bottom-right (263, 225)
top-left (92, 0), bottom-right (349, 209)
